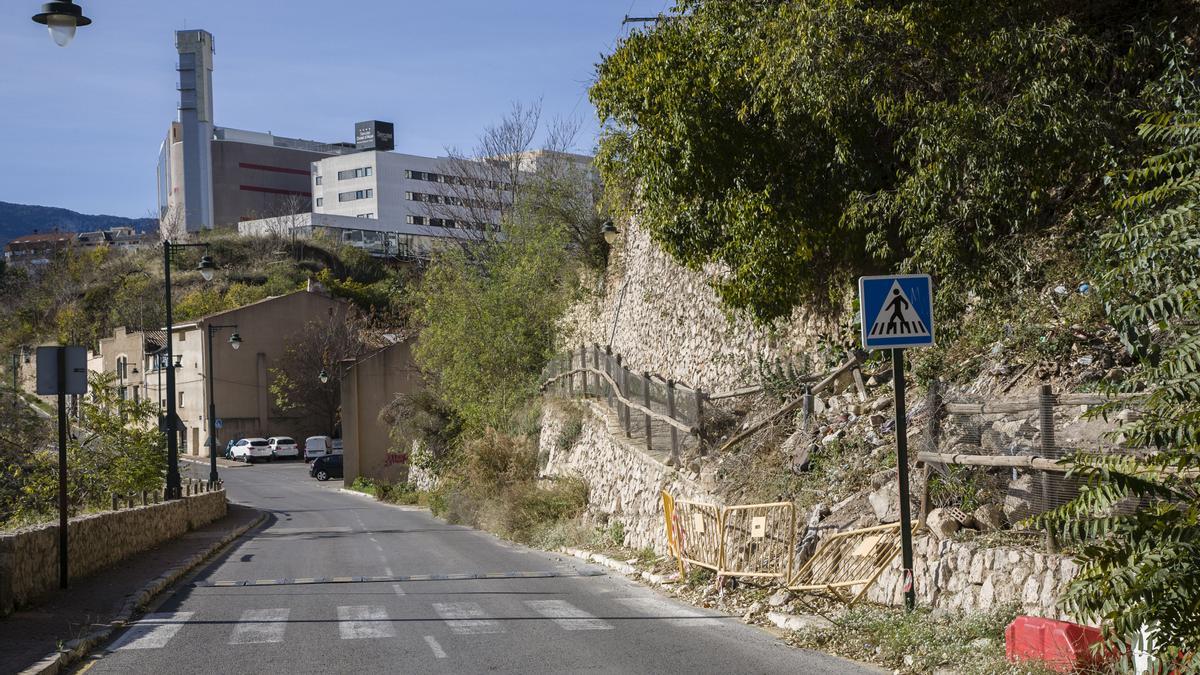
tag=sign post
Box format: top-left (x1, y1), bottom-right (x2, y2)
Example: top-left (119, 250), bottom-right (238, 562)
top-left (35, 345), bottom-right (88, 589)
top-left (859, 274), bottom-right (934, 611)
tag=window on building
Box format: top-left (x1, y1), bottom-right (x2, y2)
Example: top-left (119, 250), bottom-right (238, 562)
top-left (315, 176), bottom-right (322, 185)
top-left (337, 167), bottom-right (374, 180)
top-left (337, 189), bottom-right (374, 202)
top-left (315, 197), bottom-right (323, 207)
top-left (178, 391), bottom-right (185, 407)
top-left (406, 215), bottom-right (426, 225)
top-left (357, 213), bottom-right (374, 219)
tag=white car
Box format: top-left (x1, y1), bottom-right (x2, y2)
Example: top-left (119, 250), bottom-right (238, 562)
top-left (230, 438), bottom-right (272, 463)
top-left (268, 436), bottom-right (299, 459)
top-left (304, 435), bottom-right (333, 462)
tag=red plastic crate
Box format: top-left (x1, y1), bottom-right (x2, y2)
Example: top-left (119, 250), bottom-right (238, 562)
top-left (1006, 616), bottom-right (1111, 672)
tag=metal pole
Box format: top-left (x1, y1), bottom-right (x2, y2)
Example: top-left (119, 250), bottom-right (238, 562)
top-left (893, 348), bottom-right (915, 611)
top-left (206, 325), bottom-right (219, 486)
top-left (163, 242), bottom-right (182, 500)
top-left (56, 347), bottom-right (68, 589)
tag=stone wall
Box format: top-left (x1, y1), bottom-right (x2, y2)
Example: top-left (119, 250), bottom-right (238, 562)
top-left (561, 217), bottom-right (832, 394)
top-left (0, 490), bottom-right (227, 617)
top-left (541, 400), bottom-right (711, 553)
top-left (868, 534), bottom-right (1079, 620)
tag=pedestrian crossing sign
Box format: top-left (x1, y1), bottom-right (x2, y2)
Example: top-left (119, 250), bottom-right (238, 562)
top-left (859, 274), bottom-right (934, 350)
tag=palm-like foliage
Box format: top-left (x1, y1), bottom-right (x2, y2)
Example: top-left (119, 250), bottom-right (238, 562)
top-left (1036, 105), bottom-right (1200, 666)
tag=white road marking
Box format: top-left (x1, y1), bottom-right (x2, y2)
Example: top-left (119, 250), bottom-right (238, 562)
top-left (109, 612), bottom-right (194, 650)
top-left (392, 583), bottom-right (406, 596)
top-left (525, 600), bottom-right (613, 631)
top-left (229, 608), bottom-right (290, 644)
top-left (424, 635), bottom-right (447, 658)
top-left (616, 597), bottom-right (724, 626)
top-left (384, 566), bottom-right (394, 577)
top-left (337, 605), bottom-right (395, 639)
top-left (432, 602), bottom-right (503, 634)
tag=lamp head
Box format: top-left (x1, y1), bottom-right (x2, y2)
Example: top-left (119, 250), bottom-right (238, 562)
top-left (197, 255), bottom-right (216, 282)
top-left (318, 369), bottom-right (329, 384)
top-left (228, 332), bottom-right (242, 350)
top-left (601, 220), bottom-right (619, 245)
top-left (32, 1), bottom-right (90, 47)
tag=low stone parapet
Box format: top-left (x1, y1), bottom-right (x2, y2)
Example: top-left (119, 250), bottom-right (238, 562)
top-left (0, 490), bottom-right (228, 616)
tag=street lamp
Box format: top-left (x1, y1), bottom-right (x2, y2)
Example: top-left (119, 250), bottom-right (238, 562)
top-left (601, 220), bottom-right (620, 245)
top-left (205, 323), bottom-right (239, 487)
top-left (163, 240), bottom-right (215, 500)
top-left (31, 1), bottom-right (91, 48)
top-left (318, 369), bottom-right (329, 384)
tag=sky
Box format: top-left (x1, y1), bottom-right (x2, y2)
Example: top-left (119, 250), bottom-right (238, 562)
top-left (0, 0), bottom-right (670, 218)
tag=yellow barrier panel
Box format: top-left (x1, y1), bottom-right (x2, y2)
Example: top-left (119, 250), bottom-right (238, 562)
top-left (660, 491), bottom-right (686, 577)
top-left (786, 522), bottom-right (902, 606)
top-left (720, 502), bottom-right (795, 580)
top-left (673, 499), bottom-right (723, 571)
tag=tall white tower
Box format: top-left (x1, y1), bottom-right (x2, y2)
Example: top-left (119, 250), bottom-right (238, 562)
top-left (175, 30), bottom-right (215, 232)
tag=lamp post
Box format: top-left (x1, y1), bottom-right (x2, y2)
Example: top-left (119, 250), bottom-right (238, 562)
top-left (205, 324), bottom-right (240, 486)
top-left (31, 1), bottom-right (91, 47)
top-left (163, 241), bottom-right (215, 500)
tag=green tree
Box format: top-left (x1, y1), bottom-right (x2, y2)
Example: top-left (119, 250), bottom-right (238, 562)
top-left (409, 205), bottom-right (575, 432)
top-left (591, 1), bottom-right (1195, 322)
top-left (1036, 90), bottom-right (1200, 664)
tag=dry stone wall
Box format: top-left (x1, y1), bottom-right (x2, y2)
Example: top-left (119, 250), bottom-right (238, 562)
top-left (541, 400), bottom-right (711, 553)
top-left (868, 534), bottom-right (1079, 620)
top-left (561, 218), bottom-right (832, 393)
top-left (0, 490), bottom-right (227, 616)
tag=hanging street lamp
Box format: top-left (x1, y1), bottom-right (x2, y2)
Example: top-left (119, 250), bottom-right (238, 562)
top-left (31, 1), bottom-right (91, 47)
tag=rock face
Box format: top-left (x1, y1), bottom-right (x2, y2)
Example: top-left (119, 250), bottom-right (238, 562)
top-left (869, 481), bottom-right (902, 523)
top-left (1004, 474), bottom-right (1037, 524)
top-left (557, 217), bottom-right (831, 394)
top-left (0, 490), bottom-right (227, 617)
top-left (973, 503), bottom-right (1006, 532)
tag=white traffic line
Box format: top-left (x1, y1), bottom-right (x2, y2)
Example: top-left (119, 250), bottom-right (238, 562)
top-left (229, 608), bottom-right (290, 644)
top-left (109, 612), bottom-right (195, 651)
top-left (337, 605), bottom-right (395, 639)
top-left (524, 600), bottom-right (613, 631)
top-left (615, 597), bottom-right (724, 626)
top-left (432, 602), bottom-right (503, 635)
top-left (392, 583), bottom-right (406, 596)
top-left (424, 635), bottom-right (448, 659)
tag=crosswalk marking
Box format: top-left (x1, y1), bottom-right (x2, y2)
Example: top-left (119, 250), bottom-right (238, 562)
top-left (432, 602), bottom-right (503, 635)
top-left (615, 597), bottom-right (724, 626)
top-left (109, 612), bottom-right (195, 651)
top-left (229, 608), bottom-right (290, 644)
top-left (525, 600), bottom-right (612, 631)
top-left (337, 605), bottom-right (395, 639)
top-left (392, 583), bottom-right (406, 596)
top-left (424, 635), bottom-right (447, 658)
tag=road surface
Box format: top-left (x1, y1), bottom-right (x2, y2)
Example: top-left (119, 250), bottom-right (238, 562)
top-left (79, 460), bottom-right (875, 674)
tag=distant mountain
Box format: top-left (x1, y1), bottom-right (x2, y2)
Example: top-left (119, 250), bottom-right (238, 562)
top-left (0, 201), bottom-right (157, 247)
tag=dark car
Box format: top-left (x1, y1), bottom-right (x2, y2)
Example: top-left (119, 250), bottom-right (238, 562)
top-left (310, 454), bottom-right (343, 481)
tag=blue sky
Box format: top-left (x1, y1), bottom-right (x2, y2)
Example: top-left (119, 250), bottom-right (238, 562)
top-left (0, 1), bottom-right (668, 218)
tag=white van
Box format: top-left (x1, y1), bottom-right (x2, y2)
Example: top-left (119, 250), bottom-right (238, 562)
top-left (304, 435), bottom-right (332, 462)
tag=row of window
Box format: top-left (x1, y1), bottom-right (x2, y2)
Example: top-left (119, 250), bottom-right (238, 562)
top-left (356, 213), bottom-right (375, 219)
top-left (404, 169), bottom-right (511, 192)
top-left (406, 191), bottom-right (500, 211)
top-left (338, 189), bottom-right (374, 202)
top-left (337, 166), bottom-right (374, 180)
top-left (405, 215), bottom-right (458, 228)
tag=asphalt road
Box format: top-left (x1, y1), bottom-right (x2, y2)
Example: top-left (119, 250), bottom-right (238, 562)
top-left (79, 460), bottom-right (875, 674)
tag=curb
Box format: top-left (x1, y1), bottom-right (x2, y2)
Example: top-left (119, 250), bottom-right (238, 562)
top-left (560, 547), bottom-right (678, 586)
top-left (336, 488), bottom-right (429, 512)
top-left (19, 509), bottom-right (268, 675)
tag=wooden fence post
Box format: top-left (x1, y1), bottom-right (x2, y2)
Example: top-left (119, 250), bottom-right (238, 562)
top-left (695, 389), bottom-right (706, 456)
top-left (667, 379), bottom-right (680, 464)
top-left (605, 347), bottom-right (614, 409)
top-left (615, 354), bottom-right (626, 434)
top-left (567, 351), bottom-right (575, 398)
top-left (111, 493), bottom-right (119, 511)
top-left (141, 490), bottom-right (148, 506)
top-left (580, 345), bottom-right (588, 398)
top-left (1039, 384), bottom-right (1059, 553)
top-left (592, 344), bottom-right (601, 396)
top-left (643, 372), bottom-right (653, 453)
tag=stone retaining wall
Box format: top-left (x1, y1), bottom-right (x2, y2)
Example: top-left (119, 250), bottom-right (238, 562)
top-left (561, 217), bottom-right (832, 394)
top-left (540, 400), bottom-right (710, 553)
top-left (0, 490), bottom-right (227, 617)
top-left (868, 534), bottom-right (1078, 620)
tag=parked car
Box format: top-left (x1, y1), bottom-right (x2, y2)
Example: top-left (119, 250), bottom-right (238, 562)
top-left (310, 453), bottom-right (343, 481)
top-left (304, 435), bottom-right (333, 462)
top-left (268, 436), bottom-right (299, 459)
top-left (230, 438), bottom-right (272, 463)
top-left (331, 438), bottom-right (344, 455)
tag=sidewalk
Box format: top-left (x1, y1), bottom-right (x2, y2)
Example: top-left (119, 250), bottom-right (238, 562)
top-left (0, 503), bottom-right (263, 675)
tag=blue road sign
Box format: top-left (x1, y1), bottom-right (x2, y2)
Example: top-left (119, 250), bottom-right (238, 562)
top-left (859, 274), bottom-right (935, 350)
